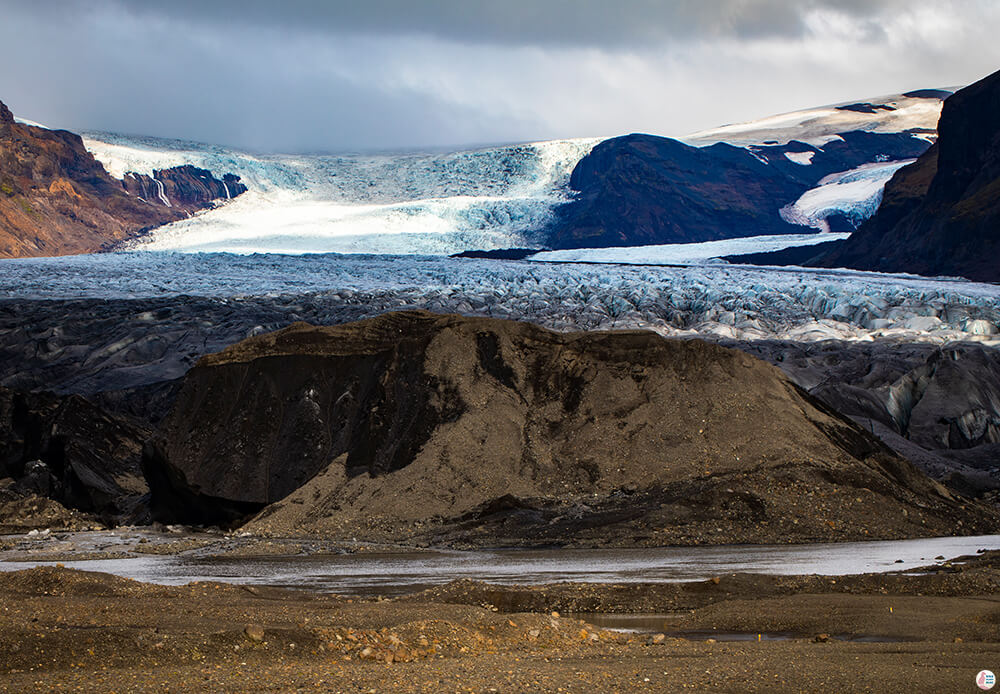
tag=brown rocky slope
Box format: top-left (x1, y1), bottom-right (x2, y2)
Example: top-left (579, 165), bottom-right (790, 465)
top-left (0, 99), bottom-right (245, 257)
top-left (143, 311), bottom-right (997, 545)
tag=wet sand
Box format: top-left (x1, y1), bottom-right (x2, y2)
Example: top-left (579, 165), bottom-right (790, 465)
top-left (2, 551), bottom-right (1000, 692)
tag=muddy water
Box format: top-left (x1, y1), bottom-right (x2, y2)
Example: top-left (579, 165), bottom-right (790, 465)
top-left (2, 534), bottom-right (999, 596)
top-left (561, 613), bottom-right (912, 642)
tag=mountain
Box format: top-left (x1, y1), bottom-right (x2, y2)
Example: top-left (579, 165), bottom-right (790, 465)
top-left (727, 69), bottom-right (1000, 281)
top-left (140, 311), bottom-right (992, 546)
top-left (542, 130), bottom-right (930, 249)
top-left (0, 100), bottom-right (245, 258)
top-left (808, 69), bottom-right (1000, 281)
top-left (53, 90), bottom-right (942, 257)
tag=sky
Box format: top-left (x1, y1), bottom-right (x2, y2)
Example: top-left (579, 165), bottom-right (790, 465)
top-left (1, 0), bottom-right (999, 153)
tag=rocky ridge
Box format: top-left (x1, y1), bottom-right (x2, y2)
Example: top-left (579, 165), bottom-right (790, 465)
top-left (543, 130), bottom-right (929, 250)
top-left (729, 68), bottom-right (1000, 282)
top-left (0, 100), bottom-right (245, 257)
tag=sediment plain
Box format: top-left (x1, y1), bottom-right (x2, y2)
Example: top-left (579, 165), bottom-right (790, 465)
top-left (1, 545), bottom-right (999, 693)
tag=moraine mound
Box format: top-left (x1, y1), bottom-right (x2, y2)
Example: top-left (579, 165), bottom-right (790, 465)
top-left (143, 311), bottom-right (997, 546)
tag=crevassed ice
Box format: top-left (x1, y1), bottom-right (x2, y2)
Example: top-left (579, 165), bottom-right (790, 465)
top-left (2, 252), bottom-right (998, 345)
top-left (82, 131), bottom-right (601, 255)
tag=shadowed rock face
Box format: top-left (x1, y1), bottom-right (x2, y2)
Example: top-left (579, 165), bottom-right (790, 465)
top-left (735, 341), bottom-right (1000, 501)
top-left (735, 68), bottom-right (1000, 281)
top-left (0, 99), bottom-right (245, 258)
top-left (0, 387), bottom-right (149, 520)
top-left (122, 166), bottom-right (246, 209)
top-left (143, 311), bottom-right (992, 544)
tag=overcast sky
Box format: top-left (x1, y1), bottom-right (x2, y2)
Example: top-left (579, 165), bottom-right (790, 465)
top-left (1, 0), bottom-right (998, 152)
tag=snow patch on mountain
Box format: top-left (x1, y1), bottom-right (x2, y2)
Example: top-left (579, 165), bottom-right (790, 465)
top-left (784, 151), bottom-right (815, 165)
top-left (528, 233), bottom-right (849, 265)
top-left (13, 116), bottom-right (49, 129)
top-left (686, 91), bottom-right (948, 148)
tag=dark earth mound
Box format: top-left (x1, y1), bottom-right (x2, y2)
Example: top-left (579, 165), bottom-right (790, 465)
top-left (0, 387), bottom-right (149, 521)
top-left (3, 297), bottom-right (998, 518)
top-left (141, 311), bottom-right (994, 545)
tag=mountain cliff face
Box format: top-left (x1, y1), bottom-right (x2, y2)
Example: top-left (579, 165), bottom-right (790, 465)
top-left (808, 69), bottom-right (1000, 282)
top-left (730, 70), bottom-right (1000, 281)
top-left (141, 311), bottom-right (991, 546)
top-left (543, 131), bottom-right (930, 250)
top-left (0, 100), bottom-right (245, 258)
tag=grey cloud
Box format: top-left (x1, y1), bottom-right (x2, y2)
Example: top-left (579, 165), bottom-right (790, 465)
top-left (21, 0), bottom-right (911, 45)
top-left (0, 0), bottom-right (997, 153)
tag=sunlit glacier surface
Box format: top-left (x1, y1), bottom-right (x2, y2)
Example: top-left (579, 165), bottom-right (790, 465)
top-left (83, 132), bottom-right (601, 255)
top-left (528, 233), bottom-right (851, 265)
top-left (2, 252), bottom-right (998, 344)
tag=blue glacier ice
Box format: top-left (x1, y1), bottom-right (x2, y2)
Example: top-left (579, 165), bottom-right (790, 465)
top-left (2, 252), bottom-right (998, 345)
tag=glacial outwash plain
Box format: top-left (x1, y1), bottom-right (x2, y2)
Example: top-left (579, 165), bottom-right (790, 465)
top-left (3, 6), bottom-right (1000, 690)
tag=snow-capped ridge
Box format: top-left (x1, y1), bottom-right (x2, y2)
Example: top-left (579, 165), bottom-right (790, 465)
top-left (685, 89), bottom-right (952, 148)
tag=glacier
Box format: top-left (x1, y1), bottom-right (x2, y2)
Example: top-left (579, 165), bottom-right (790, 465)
top-left (72, 88), bottom-right (945, 257)
top-left (1, 252), bottom-right (997, 345)
top-left (527, 233), bottom-right (851, 265)
top-left (780, 160), bottom-right (915, 232)
top-left (82, 132), bottom-right (600, 255)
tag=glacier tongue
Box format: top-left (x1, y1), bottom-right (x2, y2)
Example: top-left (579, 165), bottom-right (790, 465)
top-left (1, 253), bottom-right (998, 346)
top-left (780, 159), bottom-right (914, 232)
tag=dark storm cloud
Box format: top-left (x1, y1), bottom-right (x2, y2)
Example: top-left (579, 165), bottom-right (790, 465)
top-left (0, 0), bottom-right (997, 152)
top-left (25, 0), bottom-right (906, 45)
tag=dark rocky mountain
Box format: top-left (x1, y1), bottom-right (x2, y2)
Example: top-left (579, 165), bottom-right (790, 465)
top-left (122, 166), bottom-right (246, 208)
top-left (0, 100), bottom-right (245, 258)
top-left (543, 131), bottom-right (930, 250)
top-left (140, 311), bottom-right (992, 545)
top-left (729, 69), bottom-right (1000, 282)
top-left (0, 387), bottom-right (149, 521)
